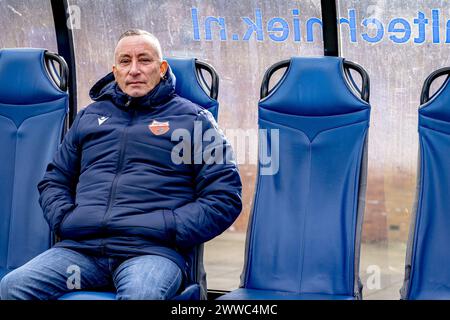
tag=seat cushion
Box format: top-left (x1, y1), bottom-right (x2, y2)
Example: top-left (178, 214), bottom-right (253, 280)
top-left (410, 290), bottom-right (450, 300)
top-left (59, 291), bottom-right (116, 300)
top-left (217, 288), bottom-right (355, 300)
top-left (59, 284), bottom-right (200, 300)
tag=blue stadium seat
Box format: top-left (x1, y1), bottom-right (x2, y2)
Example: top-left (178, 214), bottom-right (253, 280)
top-left (60, 57), bottom-right (218, 300)
top-left (0, 48), bottom-right (69, 280)
top-left (218, 57), bottom-right (370, 300)
top-left (401, 67), bottom-right (450, 300)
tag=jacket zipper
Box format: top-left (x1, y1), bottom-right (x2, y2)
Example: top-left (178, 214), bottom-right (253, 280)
top-left (101, 106), bottom-right (137, 236)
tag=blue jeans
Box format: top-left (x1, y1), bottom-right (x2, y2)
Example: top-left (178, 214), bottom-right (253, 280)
top-left (0, 248), bottom-right (182, 300)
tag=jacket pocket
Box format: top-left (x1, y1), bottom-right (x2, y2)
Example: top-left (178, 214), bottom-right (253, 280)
top-left (59, 205), bottom-right (102, 239)
top-left (57, 205), bottom-right (75, 233)
top-left (48, 203), bottom-right (75, 236)
top-left (108, 209), bottom-right (175, 245)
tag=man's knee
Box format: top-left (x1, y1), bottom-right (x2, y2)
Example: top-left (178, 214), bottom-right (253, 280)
top-left (0, 270), bottom-right (26, 300)
top-left (114, 255), bottom-right (183, 300)
top-left (115, 270), bottom-right (182, 300)
top-left (0, 273), bottom-right (10, 299)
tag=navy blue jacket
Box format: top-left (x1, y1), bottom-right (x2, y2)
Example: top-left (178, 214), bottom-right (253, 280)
top-left (37, 69), bottom-right (242, 276)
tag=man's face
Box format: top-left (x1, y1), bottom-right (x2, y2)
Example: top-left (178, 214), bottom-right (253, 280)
top-left (113, 35), bottom-right (168, 98)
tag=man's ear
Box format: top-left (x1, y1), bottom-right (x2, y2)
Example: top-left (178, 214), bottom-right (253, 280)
top-left (112, 65), bottom-right (117, 79)
top-left (160, 60), bottom-right (168, 78)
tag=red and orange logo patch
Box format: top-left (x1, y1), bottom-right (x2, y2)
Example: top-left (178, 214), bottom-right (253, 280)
top-left (148, 120), bottom-right (170, 135)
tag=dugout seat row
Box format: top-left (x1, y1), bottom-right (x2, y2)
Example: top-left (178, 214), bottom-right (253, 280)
top-left (1, 48), bottom-right (450, 300)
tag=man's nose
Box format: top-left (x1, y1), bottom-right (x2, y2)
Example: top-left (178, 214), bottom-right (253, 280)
top-left (129, 60), bottom-right (141, 75)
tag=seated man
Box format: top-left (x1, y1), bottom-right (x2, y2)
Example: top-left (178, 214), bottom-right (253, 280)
top-left (0, 29), bottom-right (242, 300)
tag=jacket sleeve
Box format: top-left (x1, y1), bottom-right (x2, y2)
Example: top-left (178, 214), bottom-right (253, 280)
top-left (37, 109), bottom-right (84, 235)
top-left (168, 109), bottom-right (242, 249)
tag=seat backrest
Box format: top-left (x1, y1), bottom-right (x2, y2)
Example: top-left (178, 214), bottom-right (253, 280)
top-left (401, 68), bottom-right (450, 300)
top-left (166, 57), bottom-right (219, 119)
top-left (0, 48), bottom-right (68, 279)
top-left (240, 57), bottom-right (370, 298)
top-left (166, 57), bottom-right (219, 300)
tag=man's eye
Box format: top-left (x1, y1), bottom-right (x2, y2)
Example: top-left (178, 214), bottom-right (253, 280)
top-left (120, 59), bottom-right (130, 64)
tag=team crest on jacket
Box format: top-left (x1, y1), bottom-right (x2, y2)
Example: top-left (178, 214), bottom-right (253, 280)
top-left (149, 120), bottom-right (170, 135)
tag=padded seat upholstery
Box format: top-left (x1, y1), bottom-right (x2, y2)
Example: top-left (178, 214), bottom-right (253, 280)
top-left (219, 57), bottom-right (370, 300)
top-left (401, 69), bottom-right (450, 300)
top-left (0, 49), bottom-right (68, 280)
